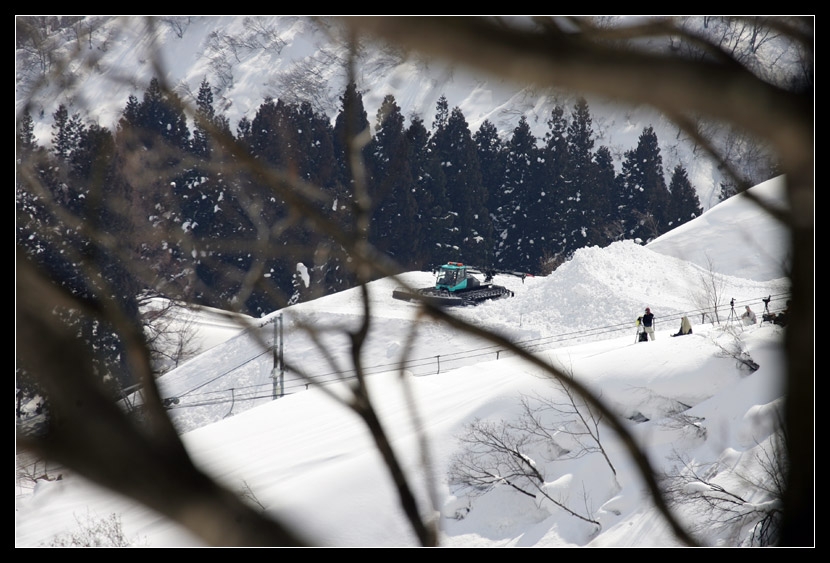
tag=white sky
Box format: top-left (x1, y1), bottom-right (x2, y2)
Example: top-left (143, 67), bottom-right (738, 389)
top-left (15, 176), bottom-right (796, 547)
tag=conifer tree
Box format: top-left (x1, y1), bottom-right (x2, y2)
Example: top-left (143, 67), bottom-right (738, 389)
top-left (667, 164), bottom-right (703, 228)
top-left (616, 126), bottom-right (670, 243)
top-left (591, 145), bottom-right (621, 243)
top-left (110, 79), bottom-right (195, 307)
top-left (615, 146), bottom-right (642, 240)
top-left (426, 96), bottom-right (456, 262)
top-left (539, 105), bottom-right (570, 268)
top-left (473, 120), bottom-right (505, 203)
top-left (432, 95), bottom-right (449, 131)
top-left (429, 102), bottom-right (492, 266)
top-left (70, 123), bottom-right (116, 191)
top-left (115, 94), bottom-right (142, 154)
top-left (71, 121), bottom-right (140, 350)
top-left (333, 82), bottom-right (371, 196)
top-left (323, 83), bottom-right (371, 294)
top-left (294, 100), bottom-right (354, 297)
top-left (120, 94), bottom-right (140, 128)
top-left (244, 97), bottom-right (320, 313)
top-left (407, 115), bottom-right (450, 269)
top-left (136, 77), bottom-right (190, 152)
top-left (16, 108), bottom-right (46, 268)
top-left (191, 78), bottom-right (215, 158)
top-left (249, 96), bottom-right (290, 168)
top-left (182, 78), bottom-right (221, 239)
top-left (235, 116), bottom-right (252, 150)
top-left (31, 110), bottom-right (137, 392)
top-left (17, 109), bottom-right (37, 154)
top-left (178, 79), bottom-right (244, 310)
top-left (562, 97), bottom-right (597, 255)
top-left (294, 100), bottom-right (338, 189)
top-left (366, 95), bottom-right (419, 265)
top-left (474, 119), bottom-right (506, 261)
top-left (493, 115), bottom-right (541, 272)
top-left (51, 104), bottom-right (84, 162)
top-left (170, 93), bottom-right (253, 312)
top-left (47, 104), bottom-right (87, 220)
top-left (638, 126), bottom-right (671, 241)
top-left (17, 118), bottom-right (51, 262)
top-left (259, 88), bottom-right (360, 300)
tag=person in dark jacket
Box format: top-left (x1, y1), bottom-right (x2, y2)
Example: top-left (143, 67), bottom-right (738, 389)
top-left (642, 307), bottom-right (655, 340)
top-left (773, 300), bottom-right (790, 327)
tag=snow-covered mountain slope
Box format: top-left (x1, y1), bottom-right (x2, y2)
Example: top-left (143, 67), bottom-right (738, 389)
top-left (151, 176), bottom-right (789, 435)
top-left (17, 16), bottom-right (732, 210)
top-left (15, 174), bottom-right (791, 548)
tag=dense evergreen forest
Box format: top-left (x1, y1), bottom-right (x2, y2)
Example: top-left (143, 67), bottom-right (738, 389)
top-left (16, 77), bottom-right (703, 327)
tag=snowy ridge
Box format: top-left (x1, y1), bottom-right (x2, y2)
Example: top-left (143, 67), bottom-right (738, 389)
top-left (146, 178), bottom-right (789, 436)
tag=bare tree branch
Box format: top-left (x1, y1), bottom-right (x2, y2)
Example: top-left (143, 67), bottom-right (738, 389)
top-left (16, 16), bottom-right (812, 547)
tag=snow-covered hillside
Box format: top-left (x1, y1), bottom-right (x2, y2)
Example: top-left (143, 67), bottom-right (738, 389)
top-left (17, 16), bottom-right (735, 209)
top-left (16, 176), bottom-right (794, 547)
top-left (138, 176), bottom-right (789, 436)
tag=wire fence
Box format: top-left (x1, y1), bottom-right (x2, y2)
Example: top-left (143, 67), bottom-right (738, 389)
top-left (15, 291), bottom-right (790, 437)
top-left (158, 291), bottom-right (792, 413)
